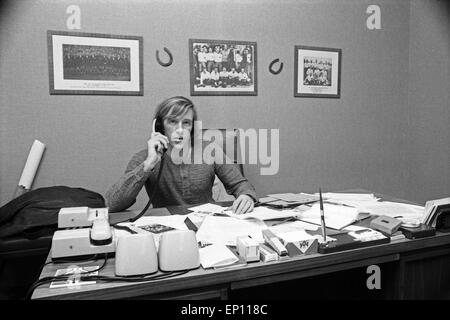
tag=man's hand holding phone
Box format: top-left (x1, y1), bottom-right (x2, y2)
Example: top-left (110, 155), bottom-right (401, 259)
top-left (143, 120), bottom-right (169, 172)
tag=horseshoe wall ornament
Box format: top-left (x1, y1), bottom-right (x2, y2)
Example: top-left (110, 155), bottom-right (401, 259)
top-left (269, 58), bottom-right (283, 75)
top-left (156, 47), bottom-right (173, 67)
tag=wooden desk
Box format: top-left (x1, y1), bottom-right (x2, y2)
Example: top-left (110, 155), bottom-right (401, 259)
top-left (30, 232), bottom-right (450, 300)
top-left (30, 194), bottom-right (450, 300)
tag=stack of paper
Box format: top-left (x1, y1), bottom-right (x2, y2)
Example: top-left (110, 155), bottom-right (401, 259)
top-left (296, 203), bottom-right (370, 230)
top-left (422, 197), bottom-right (450, 226)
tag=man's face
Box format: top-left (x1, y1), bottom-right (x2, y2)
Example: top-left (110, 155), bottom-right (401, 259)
top-left (163, 109), bottom-right (194, 149)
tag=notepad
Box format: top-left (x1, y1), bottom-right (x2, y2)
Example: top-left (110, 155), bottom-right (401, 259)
top-left (199, 244), bottom-right (239, 269)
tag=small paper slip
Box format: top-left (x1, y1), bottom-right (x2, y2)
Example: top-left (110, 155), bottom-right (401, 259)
top-left (184, 211), bottom-right (210, 231)
top-left (199, 244), bottom-right (239, 269)
top-left (348, 229), bottom-right (387, 242)
top-left (343, 225), bottom-right (370, 232)
top-left (225, 206), bottom-right (301, 221)
top-left (297, 203), bottom-right (369, 230)
top-left (49, 266), bottom-right (98, 289)
top-left (188, 203), bottom-right (227, 214)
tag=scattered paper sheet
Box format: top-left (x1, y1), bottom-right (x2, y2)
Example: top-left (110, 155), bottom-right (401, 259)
top-left (318, 193), bottom-right (379, 201)
top-left (355, 201), bottom-right (424, 219)
top-left (224, 206), bottom-right (302, 221)
top-left (343, 225), bottom-right (371, 232)
top-left (258, 196), bottom-right (278, 203)
top-left (324, 199), bottom-right (381, 210)
top-left (199, 244), bottom-right (239, 269)
top-left (269, 220), bottom-right (319, 233)
top-left (297, 203), bottom-right (367, 230)
top-left (196, 215), bottom-right (266, 246)
top-left (273, 229), bottom-right (316, 242)
top-left (267, 193), bottom-right (319, 202)
top-left (284, 230), bottom-right (334, 244)
top-left (188, 203), bottom-right (227, 214)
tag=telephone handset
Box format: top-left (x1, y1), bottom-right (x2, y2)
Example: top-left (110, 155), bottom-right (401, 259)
top-left (152, 118), bottom-right (168, 153)
top-left (152, 118), bottom-right (162, 134)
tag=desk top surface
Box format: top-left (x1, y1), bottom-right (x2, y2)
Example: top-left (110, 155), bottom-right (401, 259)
top-left (31, 189), bottom-right (440, 300)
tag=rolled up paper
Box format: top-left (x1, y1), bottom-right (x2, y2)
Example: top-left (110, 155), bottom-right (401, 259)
top-left (18, 140), bottom-right (46, 189)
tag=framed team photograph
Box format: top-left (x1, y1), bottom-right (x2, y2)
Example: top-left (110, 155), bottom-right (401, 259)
top-left (294, 45), bottom-right (341, 98)
top-left (47, 30), bottom-right (143, 95)
top-left (189, 39), bottom-right (257, 96)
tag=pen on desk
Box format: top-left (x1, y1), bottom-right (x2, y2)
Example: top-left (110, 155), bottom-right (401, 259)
top-left (319, 188), bottom-right (327, 242)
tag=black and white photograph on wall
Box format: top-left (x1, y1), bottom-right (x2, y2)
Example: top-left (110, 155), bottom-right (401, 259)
top-left (62, 45), bottom-right (131, 81)
top-left (294, 45), bottom-right (341, 98)
top-left (189, 39), bottom-right (257, 96)
top-left (48, 30), bottom-right (143, 95)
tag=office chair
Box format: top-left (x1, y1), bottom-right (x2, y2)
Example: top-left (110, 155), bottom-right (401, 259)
top-left (201, 128), bottom-right (244, 202)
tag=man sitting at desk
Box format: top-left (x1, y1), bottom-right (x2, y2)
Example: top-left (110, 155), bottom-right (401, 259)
top-left (105, 96), bottom-right (257, 214)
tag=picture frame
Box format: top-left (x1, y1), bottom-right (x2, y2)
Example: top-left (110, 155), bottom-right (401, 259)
top-left (294, 45), bottom-right (341, 98)
top-left (189, 39), bottom-right (257, 96)
top-left (47, 30), bottom-right (143, 95)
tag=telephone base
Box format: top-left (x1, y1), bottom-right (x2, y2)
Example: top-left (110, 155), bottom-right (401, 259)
top-left (51, 228), bottom-right (116, 259)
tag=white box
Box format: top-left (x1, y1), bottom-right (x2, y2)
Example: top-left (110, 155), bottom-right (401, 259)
top-left (236, 236), bottom-right (260, 262)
